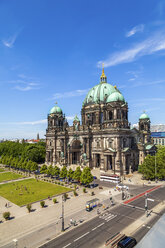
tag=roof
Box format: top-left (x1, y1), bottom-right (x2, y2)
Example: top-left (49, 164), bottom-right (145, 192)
top-left (139, 113), bottom-right (149, 120)
top-left (74, 115), bottom-right (80, 122)
top-left (106, 91), bottom-right (125, 103)
top-left (145, 144), bottom-right (154, 150)
top-left (151, 132), bottom-right (165, 138)
top-left (136, 214), bottom-right (165, 248)
top-left (49, 105), bottom-right (62, 115)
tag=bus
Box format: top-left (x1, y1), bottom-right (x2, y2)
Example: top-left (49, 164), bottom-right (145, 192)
top-left (100, 174), bottom-right (120, 184)
top-left (86, 198), bottom-right (99, 211)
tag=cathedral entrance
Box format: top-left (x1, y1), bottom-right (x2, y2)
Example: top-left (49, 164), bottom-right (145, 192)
top-left (72, 152), bottom-right (80, 164)
top-left (70, 140), bottom-right (81, 165)
top-left (107, 155), bottom-right (112, 170)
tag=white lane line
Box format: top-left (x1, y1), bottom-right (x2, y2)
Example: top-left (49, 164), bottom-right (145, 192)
top-left (74, 232), bottom-right (90, 242)
top-left (106, 216), bottom-right (116, 222)
top-left (106, 215), bottom-right (117, 222)
top-left (92, 222), bottom-right (105, 231)
top-left (62, 243), bottom-right (71, 248)
top-left (105, 214), bottom-right (114, 220)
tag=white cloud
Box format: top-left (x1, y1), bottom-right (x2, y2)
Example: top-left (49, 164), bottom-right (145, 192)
top-left (9, 75), bottom-right (41, 91)
top-left (52, 88), bottom-right (89, 99)
top-left (98, 31), bottom-right (165, 67)
top-left (2, 32), bottom-right (19, 48)
top-left (126, 24), bottom-right (144, 37)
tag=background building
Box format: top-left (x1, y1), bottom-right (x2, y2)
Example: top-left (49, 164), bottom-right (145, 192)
top-left (151, 132), bottom-right (165, 146)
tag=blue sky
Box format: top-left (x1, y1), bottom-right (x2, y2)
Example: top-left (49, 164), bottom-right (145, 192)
top-left (0, 0), bottom-right (165, 139)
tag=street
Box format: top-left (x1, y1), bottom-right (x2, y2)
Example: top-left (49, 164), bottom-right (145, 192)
top-left (39, 186), bottom-right (165, 248)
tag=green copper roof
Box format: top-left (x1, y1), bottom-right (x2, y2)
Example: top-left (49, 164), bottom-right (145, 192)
top-left (49, 105), bottom-right (62, 114)
top-left (106, 91), bottom-right (125, 103)
top-left (145, 144), bottom-right (154, 150)
top-left (139, 113), bottom-right (149, 120)
top-left (83, 82), bottom-right (117, 106)
top-left (74, 115), bottom-right (80, 122)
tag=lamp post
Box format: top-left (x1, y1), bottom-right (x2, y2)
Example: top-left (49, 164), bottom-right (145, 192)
top-left (155, 151), bottom-right (157, 183)
top-left (61, 195), bottom-right (64, 232)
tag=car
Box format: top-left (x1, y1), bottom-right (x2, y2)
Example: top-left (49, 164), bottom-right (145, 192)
top-left (89, 183), bottom-right (98, 188)
top-left (93, 176), bottom-right (97, 179)
top-left (116, 184), bottom-right (129, 190)
top-left (117, 236), bottom-right (137, 248)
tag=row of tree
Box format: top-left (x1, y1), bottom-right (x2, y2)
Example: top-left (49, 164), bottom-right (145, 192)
top-left (40, 164), bottom-right (93, 185)
top-left (0, 141), bottom-right (46, 163)
top-left (0, 155), bottom-right (38, 173)
top-left (139, 146), bottom-right (165, 180)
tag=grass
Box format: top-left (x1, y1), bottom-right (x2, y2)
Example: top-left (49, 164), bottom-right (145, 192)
top-left (0, 178), bottom-right (71, 206)
top-left (0, 172), bottom-right (23, 183)
top-left (0, 168), bottom-right (5, 172)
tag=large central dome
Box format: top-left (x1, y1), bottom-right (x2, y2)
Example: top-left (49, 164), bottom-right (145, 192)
top-left (83, 68), bottom-right (124, 106)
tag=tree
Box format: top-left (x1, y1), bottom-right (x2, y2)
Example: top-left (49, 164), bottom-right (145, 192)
top-left (80, 167), bottom-right (93, 185)
top-left (3, 212), bottom-right (10, 220)
top-left (67, 168), bottom-right (74, 180)
top-left (54, 166), bottom-right (60, 177)
top-left (26, 203), bottom-right (32, 213)
top-left (40, 164), bottom-right (48, 174)
top-left (60, 166), bottom-right (67, 178)
top-left (40, 201), bottom-right (45, 208)
top-left (139, 146), bottom-right (165, 180)
top-left (73, 166), bottom-right (82, 182)
top-left (47, 165), bottom-right (54, 176)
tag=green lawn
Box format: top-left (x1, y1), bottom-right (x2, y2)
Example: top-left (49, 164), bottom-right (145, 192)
top-left (0, 168), bottom-right (5, 172)
top-left (0, 172), bottom-right (24, 182)
top-left (0, 178), bottom-right (71, 206)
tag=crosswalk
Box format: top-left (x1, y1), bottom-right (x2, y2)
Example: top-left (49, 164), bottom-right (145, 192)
top-left (99, 212), bottom-right (117, 222)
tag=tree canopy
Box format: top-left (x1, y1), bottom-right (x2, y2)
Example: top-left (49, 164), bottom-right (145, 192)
top-left (0, 141), bottom-right (45, 163)
top-left (138, 146), bottom-right (165, 180)
top-left (80, 167), bottom-right (93, 185)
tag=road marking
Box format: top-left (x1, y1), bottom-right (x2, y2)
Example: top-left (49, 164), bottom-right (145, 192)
top-left (105, 214), bottom-right (114, 221)
top-left (62, 243), bottom-right (71, 248)
top-left (122, 203), bottom-right (144, 211)
top-left (92, 222), bottom-right (105, 231)
top-left (74, 232), bottom-right (90, 242)
top-left (106, 215), bottom-right (117, 222)
top-left (123, 185), bottom-right (161, 204)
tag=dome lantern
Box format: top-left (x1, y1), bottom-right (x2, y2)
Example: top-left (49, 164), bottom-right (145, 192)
top-left (100, 63), bottom-right (107, 83)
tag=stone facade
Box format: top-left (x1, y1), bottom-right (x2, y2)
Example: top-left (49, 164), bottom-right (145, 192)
top-left (46, 70), bottom-right (156, 175)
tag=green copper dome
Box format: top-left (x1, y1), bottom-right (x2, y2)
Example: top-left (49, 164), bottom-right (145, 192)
top-left (139, 113), bottom-right (149, 120)
top-left (83, 83), bottom-right (117, 106)
top-left (106, 92), bottom-right (125, 103)
top-left (49, 105), bottom-right (62, 115)
top-left (74, 115), bottom-right (80, 122)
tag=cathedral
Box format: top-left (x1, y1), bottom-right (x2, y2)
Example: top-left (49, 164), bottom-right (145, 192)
top-left (45, 69), bottom-right (156, 175)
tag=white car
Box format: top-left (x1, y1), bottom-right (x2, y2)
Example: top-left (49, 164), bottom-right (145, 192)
top-left (116, 184), bottom-right (129, 190)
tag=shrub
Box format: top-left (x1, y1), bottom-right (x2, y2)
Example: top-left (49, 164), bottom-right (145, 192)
top-left (73, 190), bottom-right (78, 196)
top-left (63, 193), bottom-right (68, 201)
top-left (3, 212), bottom-right (10, 220)
top-left (26, 203), bottom-right (32, 213)
top-left (83, 188), bottom-right (86, 193)
top-left (40, 201), bottom-right (45, 208)
top-left (53, 198), bottom-right (57, 204)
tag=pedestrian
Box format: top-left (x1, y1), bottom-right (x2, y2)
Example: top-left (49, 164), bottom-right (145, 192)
top-left (5, 203), bottom-right (7, 208)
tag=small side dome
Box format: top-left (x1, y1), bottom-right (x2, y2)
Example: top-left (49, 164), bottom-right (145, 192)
top-left (139, 113), bottom-right (149, 120)
top-left (73, 114), bottom-right (80, 122)
top-left (49, 105), bottom-right (63, 115)
top-left (106, 92), bottom-right (125, 103)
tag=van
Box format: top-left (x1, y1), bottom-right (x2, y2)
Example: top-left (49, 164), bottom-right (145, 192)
top-left (117, 236), bottom-right (137, 248)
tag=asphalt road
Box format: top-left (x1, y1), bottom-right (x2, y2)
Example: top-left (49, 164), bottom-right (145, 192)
top-left (40, 186), bottom-right (165, 248)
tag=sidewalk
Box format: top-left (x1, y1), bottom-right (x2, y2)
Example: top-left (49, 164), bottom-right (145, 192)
top-left (0, 185), bottom-right (120, 247)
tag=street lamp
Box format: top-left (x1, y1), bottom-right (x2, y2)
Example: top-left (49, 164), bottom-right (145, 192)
top-left (61, 195), bottom-right (64, 232)
top-left (155, 151), bottom-right (157, 183)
